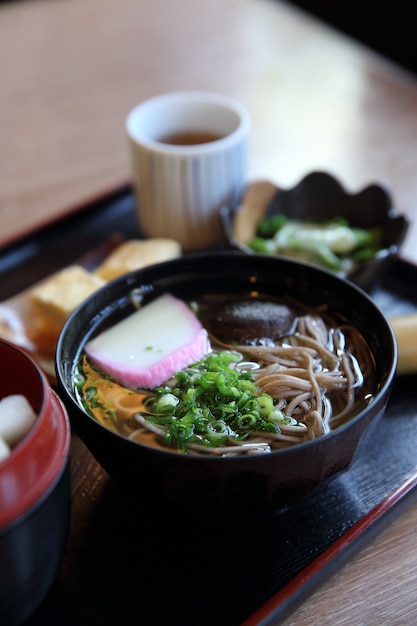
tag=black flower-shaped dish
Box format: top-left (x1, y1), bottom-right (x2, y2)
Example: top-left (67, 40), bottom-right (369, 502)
top-left (221, 171), bottom-right (411, 291)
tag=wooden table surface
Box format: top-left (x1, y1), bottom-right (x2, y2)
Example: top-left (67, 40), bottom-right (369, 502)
top-left (1, 0), bottom-right (417, 624)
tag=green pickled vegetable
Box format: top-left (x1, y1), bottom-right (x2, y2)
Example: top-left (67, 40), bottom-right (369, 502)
top-left (144, 350), bottom-right (294, 451)
top-left (247, 215), bottom-right (383, 273)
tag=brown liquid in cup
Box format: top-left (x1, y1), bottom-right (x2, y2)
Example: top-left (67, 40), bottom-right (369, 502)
top-left (159, 131), bottom-right (224, 145)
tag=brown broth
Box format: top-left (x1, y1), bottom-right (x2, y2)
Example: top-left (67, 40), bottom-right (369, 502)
top-left (158, 130), bottom-right (224, 145)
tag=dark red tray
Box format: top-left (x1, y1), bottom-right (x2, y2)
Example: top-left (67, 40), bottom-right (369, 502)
top-left (1, 186), bottom-right (415, 626)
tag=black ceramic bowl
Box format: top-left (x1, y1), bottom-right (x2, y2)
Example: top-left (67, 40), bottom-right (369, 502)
top-left (56, 252), bottom-right (396, 518)
top-left (221, 172), bottom-right (411, 291)
top-left (0, 339), bottom-right (71, 626)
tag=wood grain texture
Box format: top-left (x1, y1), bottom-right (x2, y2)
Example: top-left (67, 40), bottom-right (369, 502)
top-left (2, 1), bottom-right (417, 624)
top-left (1, 0), bottom-right (417, 259)
top-left (283, 501), bottom-right (417, 625)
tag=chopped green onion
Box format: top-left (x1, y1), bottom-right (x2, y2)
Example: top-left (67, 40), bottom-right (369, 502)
top-left (145, 350), bottom-right (283, 451)
top-left (155, 393), bottom-right (179, 413)
top-left (257, 394), bottom-right (274, 416)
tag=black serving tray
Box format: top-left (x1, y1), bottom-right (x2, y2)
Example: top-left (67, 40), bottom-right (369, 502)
top-left (2, 185), bottom-right (415, 626)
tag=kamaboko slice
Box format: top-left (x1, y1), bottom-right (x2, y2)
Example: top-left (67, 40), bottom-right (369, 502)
top-left (85, 293), bottom-right (210, 389)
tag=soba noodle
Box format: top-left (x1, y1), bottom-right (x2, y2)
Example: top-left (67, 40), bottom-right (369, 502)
top-left (77, 299), bottom-right (375, 456)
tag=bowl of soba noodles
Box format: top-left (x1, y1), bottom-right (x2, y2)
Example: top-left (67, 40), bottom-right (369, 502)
top-left (55, 252), bottom-right (397, 517)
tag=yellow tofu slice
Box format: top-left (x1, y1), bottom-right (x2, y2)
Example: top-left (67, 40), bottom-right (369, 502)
top-left (28, 265), bottom-right (106, 327)
top-left (94, 238), bottom-right (182, 281)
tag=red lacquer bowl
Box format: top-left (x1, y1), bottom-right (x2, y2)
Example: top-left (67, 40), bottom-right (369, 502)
top-left (0, 339), bottom-right (71, 626)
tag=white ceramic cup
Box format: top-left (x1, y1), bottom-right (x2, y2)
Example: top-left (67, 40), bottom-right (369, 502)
top-left (126, 91), bottom-right (251, 251)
